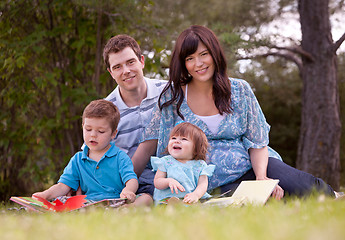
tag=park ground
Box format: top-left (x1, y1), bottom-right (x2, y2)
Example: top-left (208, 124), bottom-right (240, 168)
top-left (1, 195), bottom-right (345, 240)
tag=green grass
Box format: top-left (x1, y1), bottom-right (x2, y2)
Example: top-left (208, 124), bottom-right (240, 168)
top-left (1, 196), bottom-right (345, 240)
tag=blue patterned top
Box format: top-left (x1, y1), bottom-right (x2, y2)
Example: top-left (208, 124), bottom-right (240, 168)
top-left (151, 155), bottom-right (215, 201)
top-left (142, 78), bottom-right (282, 191)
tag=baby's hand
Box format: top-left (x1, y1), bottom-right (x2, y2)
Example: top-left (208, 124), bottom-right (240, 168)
top-left (183, 192), bottom-right (199, 204)
top-left (168, 178), bottom-right (185, 194)
top-left (120, 188), bottom-right (136, 203)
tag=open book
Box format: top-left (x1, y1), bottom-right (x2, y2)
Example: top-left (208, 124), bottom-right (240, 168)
top-left (10, 195), bottom-right (127, 212)
top-left (204, 179), bottom-right (280, 207)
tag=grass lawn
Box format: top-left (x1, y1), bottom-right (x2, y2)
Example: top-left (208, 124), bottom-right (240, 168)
top-left (1, 196), bottom-right (344, 240)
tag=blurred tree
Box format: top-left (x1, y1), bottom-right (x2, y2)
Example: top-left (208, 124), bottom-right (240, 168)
top-left (149, 0), bottom-right (345, 188)
top-left (294, 0), bottom-right (344, 189)
top-left (0, 0), bottom-right (165, 201)
top-left (1, 0), bottom-right (344, 201)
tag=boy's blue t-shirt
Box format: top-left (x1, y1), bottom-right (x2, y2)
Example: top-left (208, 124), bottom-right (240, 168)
top-left (58, 142), bottom-right (137, 201)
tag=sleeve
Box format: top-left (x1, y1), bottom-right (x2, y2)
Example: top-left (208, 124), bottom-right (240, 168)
top-left (141, 89), bottom-right (178, 158)
top-left (241, 80), bottom-right (270, 150)
top-left (150, 156), bottom-right (167, 172)
top-left (58, 153), bottom-right (81, 191)
top-left (200, 161), bottom-right (216, 177)
top-left (118, 151), bottom-right (138, 184)
top-left (141, 102), bottom-right (161, 142)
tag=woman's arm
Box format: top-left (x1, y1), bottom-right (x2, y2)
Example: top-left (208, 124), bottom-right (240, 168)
top-left (183, 175), bottom-right (208, 204)
top-left (131, 139), bottom-right (158, 177)
top-left (249, 146), bottom-right (284, 200)
top-left (248, 146), bottom-right (268, 180)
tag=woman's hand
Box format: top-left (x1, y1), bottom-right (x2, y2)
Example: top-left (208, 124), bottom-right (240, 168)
top-left (256, 176), bottom-right (284, 200)
top-left (271, 184), bottom-right (284, 200)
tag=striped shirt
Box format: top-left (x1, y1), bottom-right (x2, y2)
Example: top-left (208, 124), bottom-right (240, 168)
top-left (105, 77), bottom-right (167, 158)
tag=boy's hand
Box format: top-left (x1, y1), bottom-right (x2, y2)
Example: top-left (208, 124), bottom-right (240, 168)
top-left (32, 192), bottom-right (47, 200)
top-left (168, 178), bottom-right (185, 194)
top-left (183, 192), bottom-right (199, 204)
top-left (120, 188), bottom-right (136, 203)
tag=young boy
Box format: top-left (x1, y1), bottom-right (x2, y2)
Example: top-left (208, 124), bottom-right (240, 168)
top-left (33, 99), bottom-right (142, 204)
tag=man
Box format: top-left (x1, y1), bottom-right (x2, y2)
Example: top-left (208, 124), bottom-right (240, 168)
top-left (103, 34), bottom-right (166, 204)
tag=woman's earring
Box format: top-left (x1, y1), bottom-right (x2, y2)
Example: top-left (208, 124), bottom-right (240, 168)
top-left (188, 73), bottom-right (191, 78)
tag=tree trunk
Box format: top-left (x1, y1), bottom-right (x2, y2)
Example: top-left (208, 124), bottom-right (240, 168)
top-left (93, 2), bottom-right (103, 95)
top-left (297, 0), bottom-right (342, 189)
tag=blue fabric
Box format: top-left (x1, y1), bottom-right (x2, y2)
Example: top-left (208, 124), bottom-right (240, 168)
top-left (137, 167), bottom-right (155, 196)
top-left (151, 155), bottom-right (215, 201)
top-left (142, 78), bottom-right (282, 191)
top-left (58, 142), bottom-right (137, 201)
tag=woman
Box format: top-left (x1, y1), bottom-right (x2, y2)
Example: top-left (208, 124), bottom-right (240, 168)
top-left (132, 25), bottom-right (335, 200)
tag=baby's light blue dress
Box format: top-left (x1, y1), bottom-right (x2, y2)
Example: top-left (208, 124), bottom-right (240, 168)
top-left (151, 155), bottom-right (215, 202)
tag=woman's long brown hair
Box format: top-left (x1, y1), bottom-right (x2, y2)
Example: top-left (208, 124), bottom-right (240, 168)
top-left (159, 25), bottom-right (232, 119)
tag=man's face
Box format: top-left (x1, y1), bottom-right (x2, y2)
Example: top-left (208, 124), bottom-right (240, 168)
top-left (108, 47), bottom-right (145, 92)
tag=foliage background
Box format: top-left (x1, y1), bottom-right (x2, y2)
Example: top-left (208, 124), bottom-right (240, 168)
top-left (1, 0), bottom-right (344, 201)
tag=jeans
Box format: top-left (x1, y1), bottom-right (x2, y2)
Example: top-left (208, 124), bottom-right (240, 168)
top-left (220, 157), bottom-right (335, 197)
top-left (136, 167), bottom-right (155, 196)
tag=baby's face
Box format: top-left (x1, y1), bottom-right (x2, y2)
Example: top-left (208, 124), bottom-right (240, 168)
top-left (168, 135), bottom-right (194, 161)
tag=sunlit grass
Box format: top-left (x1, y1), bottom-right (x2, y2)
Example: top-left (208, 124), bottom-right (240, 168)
top-left (1, 196), bottom-right (345, 240)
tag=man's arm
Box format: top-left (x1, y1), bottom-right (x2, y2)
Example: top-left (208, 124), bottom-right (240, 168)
top-left (131, 139), bottom-right (158, 177)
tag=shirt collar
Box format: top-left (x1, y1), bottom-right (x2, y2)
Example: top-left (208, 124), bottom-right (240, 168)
top-left (114, 77), bottom-right (161, 110)
top-left (81, 142), bottom-right (120, 161)
top-left (144, 77), bottom-right (162, 100)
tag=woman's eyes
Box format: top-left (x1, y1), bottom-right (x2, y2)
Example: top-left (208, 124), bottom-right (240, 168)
top-left (185, 52), bottom-right (209, 61)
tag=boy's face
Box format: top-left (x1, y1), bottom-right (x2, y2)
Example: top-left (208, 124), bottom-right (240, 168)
top-left (168, 135), bottom-right (194, 161)
top-left (83, 117), bottom-right (116, 155)
top-left (107, 47), bottom-right (145, 93)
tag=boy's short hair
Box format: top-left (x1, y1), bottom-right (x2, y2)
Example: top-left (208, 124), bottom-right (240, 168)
top-left (82, 99), bottom-right (120, 133)
top-left (169, 122), bottom-right (209, 161)
top-left (103, 34), bottom-right (142, 69)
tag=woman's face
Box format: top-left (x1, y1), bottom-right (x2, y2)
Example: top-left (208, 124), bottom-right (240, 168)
top-left (185, 42), bottom-right (215, 83)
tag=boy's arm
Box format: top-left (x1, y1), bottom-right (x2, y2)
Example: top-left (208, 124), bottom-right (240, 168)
top-left (183, 175), bottom-right (208, 204)
top-left (32, 183), bottom-right (71, 201)
top-left (120, 179), bottom-right (138, 203)
top-left (154, 169), bottom-right (185, 194)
